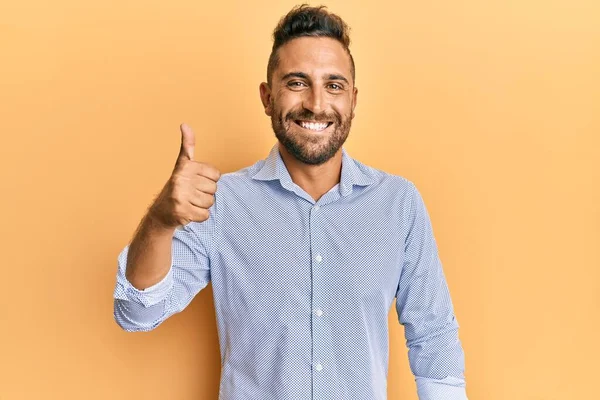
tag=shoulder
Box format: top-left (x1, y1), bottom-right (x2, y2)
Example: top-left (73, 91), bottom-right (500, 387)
top-left (215, 159), bottom-right (264, 187)
top-left (351, 156), bottom-right (416, 195)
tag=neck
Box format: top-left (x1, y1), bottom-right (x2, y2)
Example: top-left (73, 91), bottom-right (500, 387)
top-left (278, 143), bottom-right (343, 202)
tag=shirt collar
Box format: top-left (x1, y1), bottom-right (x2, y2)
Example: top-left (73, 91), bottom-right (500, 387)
top-left (251, 143), bottom-right (376, 197)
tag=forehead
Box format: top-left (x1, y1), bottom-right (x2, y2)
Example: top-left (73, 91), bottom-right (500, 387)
top-left (275, 37), bottom-right (352, 81)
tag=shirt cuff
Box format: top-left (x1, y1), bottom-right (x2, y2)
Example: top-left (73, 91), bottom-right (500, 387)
top-left (123, 266), bottom-right (174, 307)
top-left (416, 376), bottom-right (468, 400)
top-left (113, 245), bottom-right (174, 308)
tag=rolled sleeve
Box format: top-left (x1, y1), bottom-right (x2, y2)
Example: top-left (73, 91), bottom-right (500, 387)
top-left (113, 244), bottom-right (175, 332)
top-left (396, 183), bottom-right (468, 399)
top-left (416, 376), bottom-right (468, 400)
top-left (113, 200), bottom-right (218, 332)
top-left (114, 245), bottom-right (175, 307)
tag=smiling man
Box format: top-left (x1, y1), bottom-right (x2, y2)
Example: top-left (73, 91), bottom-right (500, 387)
top-left (259, 31), bottom-right (356, 202)
top-left (113, 4), bottom-right (468, 400)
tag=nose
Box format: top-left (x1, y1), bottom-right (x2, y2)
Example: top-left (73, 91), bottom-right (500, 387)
top-left (302, 86), bottom-right (325, 114)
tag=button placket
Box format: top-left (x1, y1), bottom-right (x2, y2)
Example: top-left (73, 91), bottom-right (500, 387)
top-left (309, 202), bottom-right (327, 383)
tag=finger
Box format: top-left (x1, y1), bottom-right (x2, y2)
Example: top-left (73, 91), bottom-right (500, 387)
top-left (194, 163), bottom-right (221, 182)
top-left (189, 191), bottom-right (215, 210)
top-left (178, 123), bottom-right (195, 162)
top-left (194, 176), bottom-right (218, 195)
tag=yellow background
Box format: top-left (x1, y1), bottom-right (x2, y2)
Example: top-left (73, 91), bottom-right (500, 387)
top-left (1, 0), bottom-right (598, 399)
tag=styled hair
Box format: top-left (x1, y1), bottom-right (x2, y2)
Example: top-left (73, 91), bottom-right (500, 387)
top-left (266, 4), bottom-right (355, 86)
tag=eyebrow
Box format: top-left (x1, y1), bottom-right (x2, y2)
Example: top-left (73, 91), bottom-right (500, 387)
top-left (281, 72), bottom-right (350, 85)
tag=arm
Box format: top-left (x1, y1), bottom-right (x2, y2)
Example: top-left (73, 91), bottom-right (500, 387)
top-left (395, 183), bottom-right (468, 400)
top-left (113, 123), bottom-right (220, 332)
top-left (125, 214), bottom-right (178, 290)
top-left (113, 202), bottom-right (217, 332)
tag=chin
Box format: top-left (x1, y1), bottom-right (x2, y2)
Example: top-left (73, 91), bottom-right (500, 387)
top-left (288, 143), bottom-right (338, 165)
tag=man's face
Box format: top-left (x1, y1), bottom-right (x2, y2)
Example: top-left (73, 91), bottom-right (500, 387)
top-left (260, 37), bottom-right (358, 165)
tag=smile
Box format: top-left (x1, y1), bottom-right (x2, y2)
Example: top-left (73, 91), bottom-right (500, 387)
top-left (293, 120), bottom-right (333, 132)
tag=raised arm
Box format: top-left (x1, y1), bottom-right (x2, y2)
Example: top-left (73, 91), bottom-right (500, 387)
top-left (113, 123), bottom-right (220, 332)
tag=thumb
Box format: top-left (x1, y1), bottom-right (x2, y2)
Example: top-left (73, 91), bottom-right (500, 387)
top-left (178, 123), bottom-right (195, 161)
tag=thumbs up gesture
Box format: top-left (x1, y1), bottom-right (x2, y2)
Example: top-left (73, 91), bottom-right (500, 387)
top-left (148, 124), bottom-right (221, 229)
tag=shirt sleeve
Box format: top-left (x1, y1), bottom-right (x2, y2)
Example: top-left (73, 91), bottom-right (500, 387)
top-left (113, 200), bottom-right (218, 332)
top-left (395, 183), bottom-right (468, 400)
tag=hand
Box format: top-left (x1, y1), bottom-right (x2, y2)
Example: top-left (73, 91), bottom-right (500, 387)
top-left (148, 123), bottom-right (221, 230)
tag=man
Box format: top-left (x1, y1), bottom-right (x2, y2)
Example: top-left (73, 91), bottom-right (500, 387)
top-left (113, 4), bottom-right (468, 400)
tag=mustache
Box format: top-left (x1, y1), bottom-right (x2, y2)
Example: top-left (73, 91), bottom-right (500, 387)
top-left (284, 109), bottom-right (341, 124)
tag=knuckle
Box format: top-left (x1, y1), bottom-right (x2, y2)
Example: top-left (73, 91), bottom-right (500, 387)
top-left (170, 174), bottom-right (184, 189)
top-left (170, 187), bottom-right (183, 203)
top-left (199, 208), bottom-right (210, 221)
top-left (208, 182), bottom-right (218, 195)
top-left (199, 163), bottom-right (220, 181)
top-left (198, 179), bottom-right (216, 195)
top-left (199, 192), bottom-right (211, 207)
top-left (200, 194), bottom-right (214, 208)
top-left (196, 163), bottom-right (207, 176)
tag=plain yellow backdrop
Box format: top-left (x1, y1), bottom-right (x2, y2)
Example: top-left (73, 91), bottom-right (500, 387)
top-left (1, 0), bottom-right (598, 399)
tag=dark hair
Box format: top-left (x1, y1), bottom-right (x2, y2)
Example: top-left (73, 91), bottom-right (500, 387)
top-left (266, 4), bottom-right (355, 86)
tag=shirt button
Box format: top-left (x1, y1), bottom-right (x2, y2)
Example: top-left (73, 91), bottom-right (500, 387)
top-left (314, 205), bottom-right (320, 211)
top-left (314, 309), bottom-right (323, 317)
top-left (315, 363), bottom-right (323, 371)
top-left (315, 254), bottom-right (323, 263)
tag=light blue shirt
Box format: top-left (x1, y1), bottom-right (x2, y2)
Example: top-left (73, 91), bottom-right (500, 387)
top-left (113, 143), bottom-right (468, 399)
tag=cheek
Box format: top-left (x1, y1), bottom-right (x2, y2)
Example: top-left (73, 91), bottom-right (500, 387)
top-left (277, 90), bottom-right (305, 108)
top-left (332, 98), bottom-right (354, 118)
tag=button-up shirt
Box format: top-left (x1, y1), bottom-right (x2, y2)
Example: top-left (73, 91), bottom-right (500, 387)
top-left (113, 143), bottom-right (468, 399)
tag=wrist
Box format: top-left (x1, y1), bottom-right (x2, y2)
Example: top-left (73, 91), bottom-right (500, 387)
top-left (144, 208), bottom-right (178, 236)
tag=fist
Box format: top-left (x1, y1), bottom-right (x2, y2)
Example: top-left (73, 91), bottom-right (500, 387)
top-left (149, 123), bottom-right (221, 230)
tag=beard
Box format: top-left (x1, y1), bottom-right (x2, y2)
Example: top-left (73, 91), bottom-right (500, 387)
top-left (270, 102), bottom-right (352, 166)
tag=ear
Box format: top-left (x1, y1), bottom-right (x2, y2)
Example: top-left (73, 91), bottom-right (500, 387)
top-left (259, 82), bottom-right (273, 116)
top-left (351, 86), bottom-right (358, 119)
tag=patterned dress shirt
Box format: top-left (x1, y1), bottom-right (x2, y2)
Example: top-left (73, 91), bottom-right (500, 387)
top-left (113, 143), bottom-right (468, 400)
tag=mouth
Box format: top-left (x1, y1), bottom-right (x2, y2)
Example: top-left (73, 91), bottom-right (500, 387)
top-left (292, 120), bottom-right (333, 133)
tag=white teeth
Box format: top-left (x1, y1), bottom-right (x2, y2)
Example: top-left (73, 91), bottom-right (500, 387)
top-left (299, 121), bottom-right (329, 131)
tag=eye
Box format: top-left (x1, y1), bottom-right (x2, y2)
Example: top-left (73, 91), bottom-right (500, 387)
top-left (288, 81), bottom-right (307, 88)
top-left (328, 83), bottom-right (343, 91)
